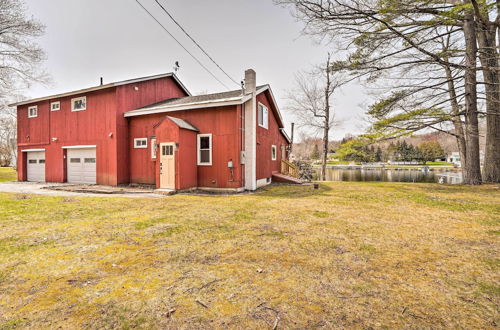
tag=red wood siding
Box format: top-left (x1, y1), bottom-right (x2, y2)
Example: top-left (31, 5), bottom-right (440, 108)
top-left (128, 105), bottom-right (243, 189)
top-left (177, 129), bottom-right (198, 189)
top-left (115, 77), bottom-right (188, 184)
top-left (17, 76), bottom-right (187, 185)
top-left (18, 88), bottom-right (118, 185)
top-left (151, 119), bottom-right (197, 190)
top-left (256, 92), bottom-right (289, 180)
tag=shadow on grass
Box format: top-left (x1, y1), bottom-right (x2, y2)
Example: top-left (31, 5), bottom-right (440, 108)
top-left (256, 183), bottom-right (333, 199)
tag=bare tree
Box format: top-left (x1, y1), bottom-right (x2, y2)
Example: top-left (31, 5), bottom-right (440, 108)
top-left (470, 0), bottom-right (500, 183)
top-left (0, 116), bottom-right (16, 166)
top-left (0, 0), bottom-right (47, 168)
top-left (0, 0), bottom-right (46, 97)
top-left (287, 53), bottom-right (346, 180)
top-left (276, 0), bottom-right (490, 184)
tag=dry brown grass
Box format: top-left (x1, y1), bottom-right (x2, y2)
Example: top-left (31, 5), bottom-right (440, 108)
top-left (0, 182), bottom-right (498, 329)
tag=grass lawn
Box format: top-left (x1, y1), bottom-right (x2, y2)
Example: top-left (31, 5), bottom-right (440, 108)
top-left (425, 161), bottom-right (454, 166)
top-left (0, 182), bottom-right (498, 328)
top-left (0, 167), bottom-right (16, 182)
top-left (326, 160), bottom-right (357, 165)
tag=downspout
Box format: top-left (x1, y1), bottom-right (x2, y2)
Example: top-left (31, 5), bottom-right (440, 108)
top-left (241, 103), bottom-right (245, 188)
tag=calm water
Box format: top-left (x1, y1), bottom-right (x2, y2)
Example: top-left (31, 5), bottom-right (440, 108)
top-left (313, 168), bottom-right (463, 184)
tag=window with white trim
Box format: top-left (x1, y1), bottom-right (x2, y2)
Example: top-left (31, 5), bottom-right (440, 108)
top-left (134, 138), bottom-right (147, 149)
top-left (71, 96), bottom-right (86, 111)
top-left (151, 138), bottom-right (157, 158)
top-left (28, 106), bottom-right (38, 118)
top-left (197, 134), bottom-right (212, 166)
top-left (258, 103), bottom-right (268, 129)
top-left (271, 145), bottom-right (277, 161)
top-left (51, 101), bottom-right (60, 111)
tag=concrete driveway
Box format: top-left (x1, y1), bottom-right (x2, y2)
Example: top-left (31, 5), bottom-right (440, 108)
top-left (0, 181), bottom-right (165, 198)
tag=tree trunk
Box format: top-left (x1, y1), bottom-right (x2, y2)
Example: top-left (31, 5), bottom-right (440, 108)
top-left (444, 64), bottom-right (468, 179)
top-left (462, 10), bottom-right (483, 185)
top-left (476, 22), bottom-right (500, 182)
top-left (321, 65), bottom-right (331, 181)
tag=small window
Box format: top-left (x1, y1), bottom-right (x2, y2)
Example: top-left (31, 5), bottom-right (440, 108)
top-left (134, 138), bottom-right (147, 149)
top-left (84, 158), bottom-right (96, 163)
top-left (28, 106), bottom-right (38, 118)
top-left (271, 145), bottom-right (277, 161)
top-left (197, 134), bottom-right (212, 166)
top-left (70, 158), bottom-right (81, 163)
top-left (151, 138), bottom-right (157, 158)
top-left (71, 96), bottom-right (86, 112)
top-left (51, 101), bottom-right (60, 111)
top-left (28, 159), bottom-right (37, 164)
top-left (258, 103), bottom-right (268, 129)
top-left (162, 145), bottom-right (174, 156)
top-left (39, 159), bottom-right (45, 164)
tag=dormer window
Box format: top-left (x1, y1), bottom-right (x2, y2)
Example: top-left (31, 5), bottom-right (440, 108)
top-left (71, 96), bottom-right (86, 112)
top-left (28, 106), bottom-right (38, 118)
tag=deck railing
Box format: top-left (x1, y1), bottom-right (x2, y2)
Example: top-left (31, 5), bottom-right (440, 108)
top-left (281, 159), bottom-right (299, 178)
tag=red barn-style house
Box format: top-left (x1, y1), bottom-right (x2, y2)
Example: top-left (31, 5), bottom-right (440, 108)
top-left (12, 70), bottom-right (297, 191)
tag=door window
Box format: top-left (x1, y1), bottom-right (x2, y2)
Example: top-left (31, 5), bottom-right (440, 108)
top-left (162, 145), bottom-right (173, 156)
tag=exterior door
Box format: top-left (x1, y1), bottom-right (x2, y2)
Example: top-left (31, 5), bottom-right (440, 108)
top-left (160, 143), bottom-right (176, 189)
top-left (27, 151), bottom-right (45, 182)
top-left (67, 148), bottom-right (97, 184)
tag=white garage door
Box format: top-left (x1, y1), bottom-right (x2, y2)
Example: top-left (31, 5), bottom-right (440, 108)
top-left (27, 151), bottom-right (45, 182)
top-left (67, 148), bottom-right (97, 184)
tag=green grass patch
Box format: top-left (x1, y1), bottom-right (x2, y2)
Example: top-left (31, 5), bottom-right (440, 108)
top-left (0, 167), bottom-right (16, 182)
top-left (313, 211), bottom-right (330, 218)
top-left (478, 282), bottom-right (500, 296)
top-left (358, 244), bottom-right (377, 253)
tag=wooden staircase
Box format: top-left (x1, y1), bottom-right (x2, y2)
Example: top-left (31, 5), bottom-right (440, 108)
top-left (273, 160), bottom-right (303, 184)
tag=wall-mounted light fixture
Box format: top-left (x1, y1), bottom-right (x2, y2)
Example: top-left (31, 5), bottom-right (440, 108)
top-left (108, 132), bottom-right (113, 138)
top-left (51, 137), bottom-right (58, 142)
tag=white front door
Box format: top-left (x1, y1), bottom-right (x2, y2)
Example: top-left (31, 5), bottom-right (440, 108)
top-left (67, 148), bottom-right (97, 184)
top-left (27, 151), bottom-right (45, 182)
top-left (160, 143), bottom-right (175, 189)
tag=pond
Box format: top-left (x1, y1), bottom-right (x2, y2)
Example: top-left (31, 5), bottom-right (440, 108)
top-left (313, 167), bottom-right (463, 184)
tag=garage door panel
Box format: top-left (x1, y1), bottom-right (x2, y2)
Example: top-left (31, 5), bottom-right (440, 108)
top-left (27, 151), bottom-right (45, 182)
top-left (67, 148), bottom-right (96, 184)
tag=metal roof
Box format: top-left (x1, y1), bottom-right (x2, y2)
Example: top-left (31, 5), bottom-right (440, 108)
top-left (133, 85), bottom-right (267, 111)
top-left (9, 73), bottom-right (191, 107)
top-left (124, 85), bottom-right (269, 117)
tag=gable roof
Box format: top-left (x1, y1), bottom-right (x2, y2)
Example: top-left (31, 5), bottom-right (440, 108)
top-left (9, 73), bottom-right (191, 107)
top-left (166, 116), bottom-right (199, 131)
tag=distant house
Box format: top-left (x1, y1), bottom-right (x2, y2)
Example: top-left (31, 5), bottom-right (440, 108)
top-left (448, 151), bottom-right (485, 166)
top-left (448, 152), bottom-right (461, 165)
top-left (11, 70), bottom-right (293, 191)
